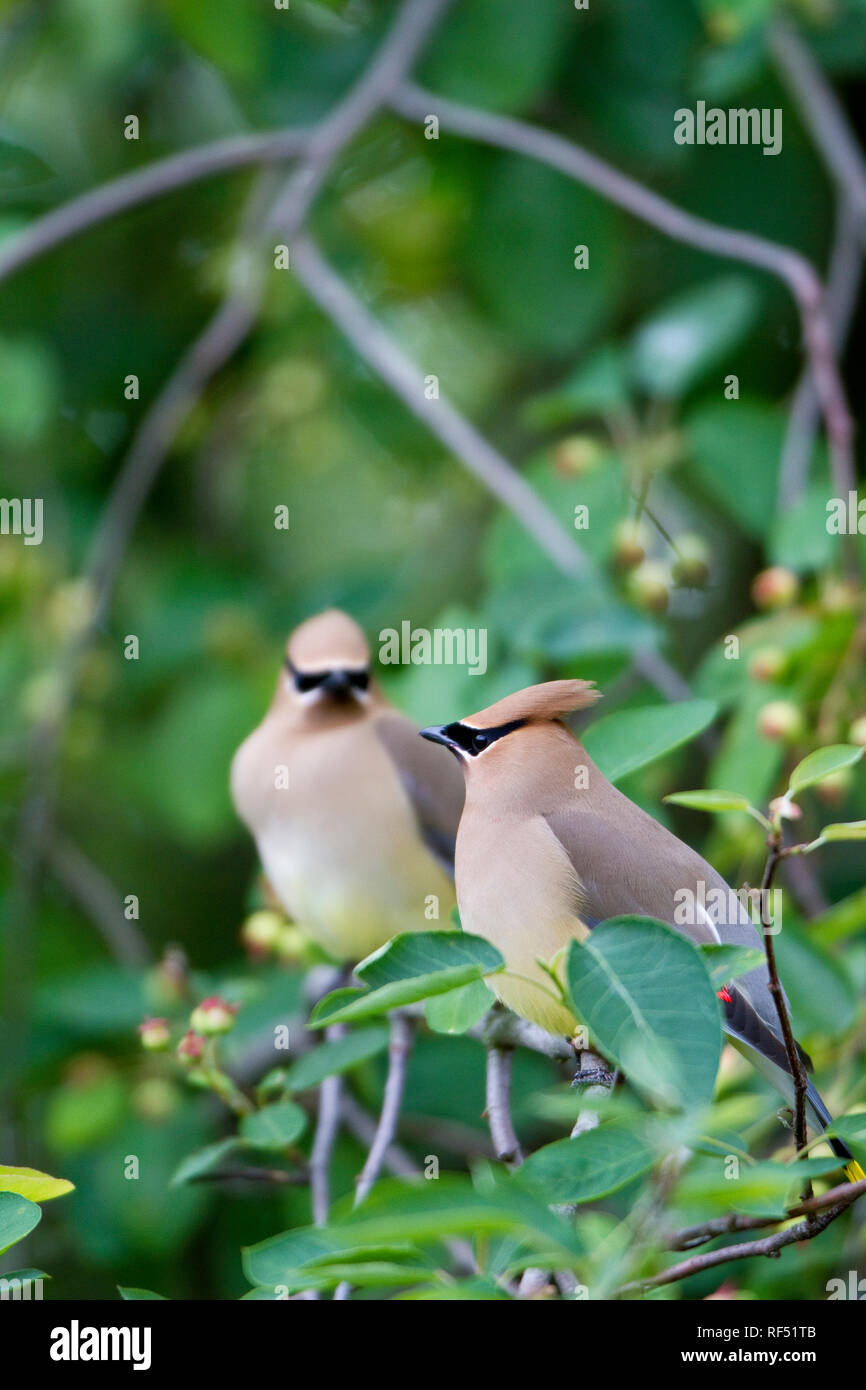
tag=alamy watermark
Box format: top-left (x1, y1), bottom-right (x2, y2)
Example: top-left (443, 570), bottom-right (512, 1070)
top-left (674, 101), bottom-right (782, 157)
top-left (379, 621), bottom-right (487, 676)
top-left (674, 881), bottom-right (782, 935)
top-left (0, 497), bottom-right (43, 545)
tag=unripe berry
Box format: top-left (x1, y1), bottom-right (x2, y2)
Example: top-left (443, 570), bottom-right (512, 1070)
top-left (553, 436), bottom-right (603, 478)
top-left (137, 1017), bottom-right (171, 1052)
top-left (748, 647), bottom-right (787, 683)
top-left (757, 700), bottom-right (805, 743)
top-left (176, 1030), bottom-right (206, 1066)
top-left (241, 910), bottom-right (284, 958)
top-left (751, 566), bottom-right (799, 611)
top-left (672, 534), bottom-right (711, 589)
top-left (848, 716), bottom-right (866, 748)
top-left (189, 996), bottom-right (237, 1036)
top-left (613, 519), bottom-right (651, 571)
top-left (627, 560), bottom-right (670, 614)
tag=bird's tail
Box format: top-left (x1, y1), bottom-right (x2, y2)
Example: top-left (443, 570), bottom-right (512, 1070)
top-left (828, 1136), bottom-right (863, 1184)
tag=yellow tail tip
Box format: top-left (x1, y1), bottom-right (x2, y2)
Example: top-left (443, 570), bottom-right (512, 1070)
top-left (845, 1161), bottom-right (865, 1184)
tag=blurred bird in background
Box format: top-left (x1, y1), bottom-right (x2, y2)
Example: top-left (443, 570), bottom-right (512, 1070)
top-left (231, 609), bottom-right (464, 963)
top-left (421, 679), bottom-right (864, 1182)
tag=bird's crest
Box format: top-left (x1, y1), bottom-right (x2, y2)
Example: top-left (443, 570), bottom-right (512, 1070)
top-left (464, 679), bottom-right (601, 729)
top-left (287, 608), bottom-right (370, 672)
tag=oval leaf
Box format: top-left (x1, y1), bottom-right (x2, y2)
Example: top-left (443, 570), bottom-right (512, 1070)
top-left (664, 789), bottom-right (752, 814)
top-left (0, 1165), bottom-right (74, 1203)
top-left (519, 1124), bottom-right (654, 1203)
top-left (583, 700), bottom-right (717, 784)
top-left (565, 918), bottom-right (722, 1112)
top-left (0, 1192), bottom-right (41, 1254)
top-left (787, 745), bottom-right (863, 798)
top-left (284, 1027), bottom-right (389, 1092)
top-left (241, 1101), bottom-right (307, 1151)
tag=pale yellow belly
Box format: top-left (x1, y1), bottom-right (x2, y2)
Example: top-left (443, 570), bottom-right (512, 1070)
top-left (456, 815), bottom-right (586, 1037)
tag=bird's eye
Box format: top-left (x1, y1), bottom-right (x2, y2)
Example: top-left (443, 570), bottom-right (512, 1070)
top-left (471, 732), bottom-right (489, 753)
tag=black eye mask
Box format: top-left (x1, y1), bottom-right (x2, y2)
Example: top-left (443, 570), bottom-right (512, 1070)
top-left (441, 718), bottom-right (525, 756)
top-left (285, 660), bottom-right (370, 695)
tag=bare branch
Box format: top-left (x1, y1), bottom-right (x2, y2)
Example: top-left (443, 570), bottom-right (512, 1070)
top-left (334, 1012), bottom-right (414, 1300)
top-left (0, 131), bottom-right (309, 289)
top-left (266, 0), bottom-right (453, 240)
top-left (48, 834), bottom-right (151, 967)
top-left (667, 1175), bottom-right (866, 1251)
top-left (391, 81), bottom-right (855, 530)
top-left (290, 236), bottom-right (588, 578)
top-left (760, 835), bottom-right (809, 1159)
top-left (768, 16), bottom-right (866, 225)
top-left (354, 1013), bottom-right (414, 1205)
top-left (618, 1197), bottom-right (854, 1295)
top-left (309, 1026), bottom-right (345, 1227)
top-left (484, 1045), bottom-right (523, 1167)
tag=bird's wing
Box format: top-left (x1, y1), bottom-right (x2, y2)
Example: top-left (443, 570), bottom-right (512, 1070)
top-left (373, 711), bottom-right (465, 875)
top-left (543, 795), bottom-right (787, 1035)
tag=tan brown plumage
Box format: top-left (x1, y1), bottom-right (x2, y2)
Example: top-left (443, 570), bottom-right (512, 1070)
top-left (232, 610), bottom-right (463, 962)
top-left (421, 680), bottom-right (859, 1165)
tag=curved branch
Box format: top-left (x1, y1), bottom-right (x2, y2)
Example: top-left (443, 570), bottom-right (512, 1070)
top-left (390, 81), bottom-right (855, 521)
top-left (0, 131), bottom-right (309, 288)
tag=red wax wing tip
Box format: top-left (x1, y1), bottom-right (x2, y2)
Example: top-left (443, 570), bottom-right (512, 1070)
top-left (717, 986), bottom-right (733, 1004)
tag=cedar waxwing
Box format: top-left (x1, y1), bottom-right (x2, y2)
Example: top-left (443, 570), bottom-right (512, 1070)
top-left (231, 609), bottom-right (463, 962)
top-left (421, 679), bottom-right (864, 1180)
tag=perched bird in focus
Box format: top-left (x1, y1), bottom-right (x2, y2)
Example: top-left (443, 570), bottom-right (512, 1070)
top-left (421, 679), bottom-right (863, 1180)
top-left (231, 609), bottom-right (463, 963)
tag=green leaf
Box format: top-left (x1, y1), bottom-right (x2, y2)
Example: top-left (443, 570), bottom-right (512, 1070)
top-left (424, 979), bottom-right (496, 1034)
top-left (787, 745), bottom-right (863, 798)
top-left (118, 1287), bottom-right (167, 1300)
top-left (773, 923), bottom-right (857, 1037)
top-left (630, 275), bottom-right (759, 398)
top-left (465, 155), bottom-right (622, 354)
top-left (244, 1231), bottom-right (418, 1290)
top-left (240, 1102), bottom-right (307, 1152)
top-left (0, 1192), bottom-right (41, 1254)
top-left (310, 932), bottom-right (504, 1027)
top-left (817, 821), bottom-right (866, 843)
top-left (664, 789), bottom-right (753, 814)
top-left (565, 918), bottom-right (722, 1112)
top-left (822, 1113), bottom-right (866, 1169)
top-left (770, 484), bottom-right (837, 572)
top-left (284, 1027), bottom-right (389, 1092)
top-left (583, 700), bottom-right (717, 784)
top-left (523, 345), bottom-right (630, 428)
top-left (422, 0), bottom-right (572, 114)
top-left (700, 944), bottom-right (767, 989)
top-left (170, 1138), bottom-right (246, 1187)
top-left (687, 402), bottom-right (782, 538)
top-left (676, 1158), bottom-right (844, 1218)
top-left (0, 1165), bottom-right (74, 1202)
top-left (519, 1124), bottom-right (655, 1203)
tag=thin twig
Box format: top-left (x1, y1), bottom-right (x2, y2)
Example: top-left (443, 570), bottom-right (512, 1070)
top-left (667, 1175), bottom-right (866, 1251)
top-left (290, 235), bottom-right (588, 579)
top-left (391, 81), bottom-right (855, 525)
top-left (760, 835), bottom-right (809, 1158)
top-left (484, 1045), bottom-right (523, 1167)
top-left (768, 15), bottom-right (866, 225)
top-left (309, 1026), bottom-right (345, 1227)
top-left (266, 0), bottom-right (453, 241)
top-left (334, 1013), bottom-right (414, 1300)
top-left (0, 130), bottom-right (310, 288)
top-left (48, 834), bottom-right (151, 967)
top-left (617, 1198), bottom-right (854, 1295)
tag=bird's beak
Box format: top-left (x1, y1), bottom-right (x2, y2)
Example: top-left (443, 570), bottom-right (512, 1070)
top-left (322, 670), bottom-right (352, 696)
top-left (420, 724), bottom-right (453, 748)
